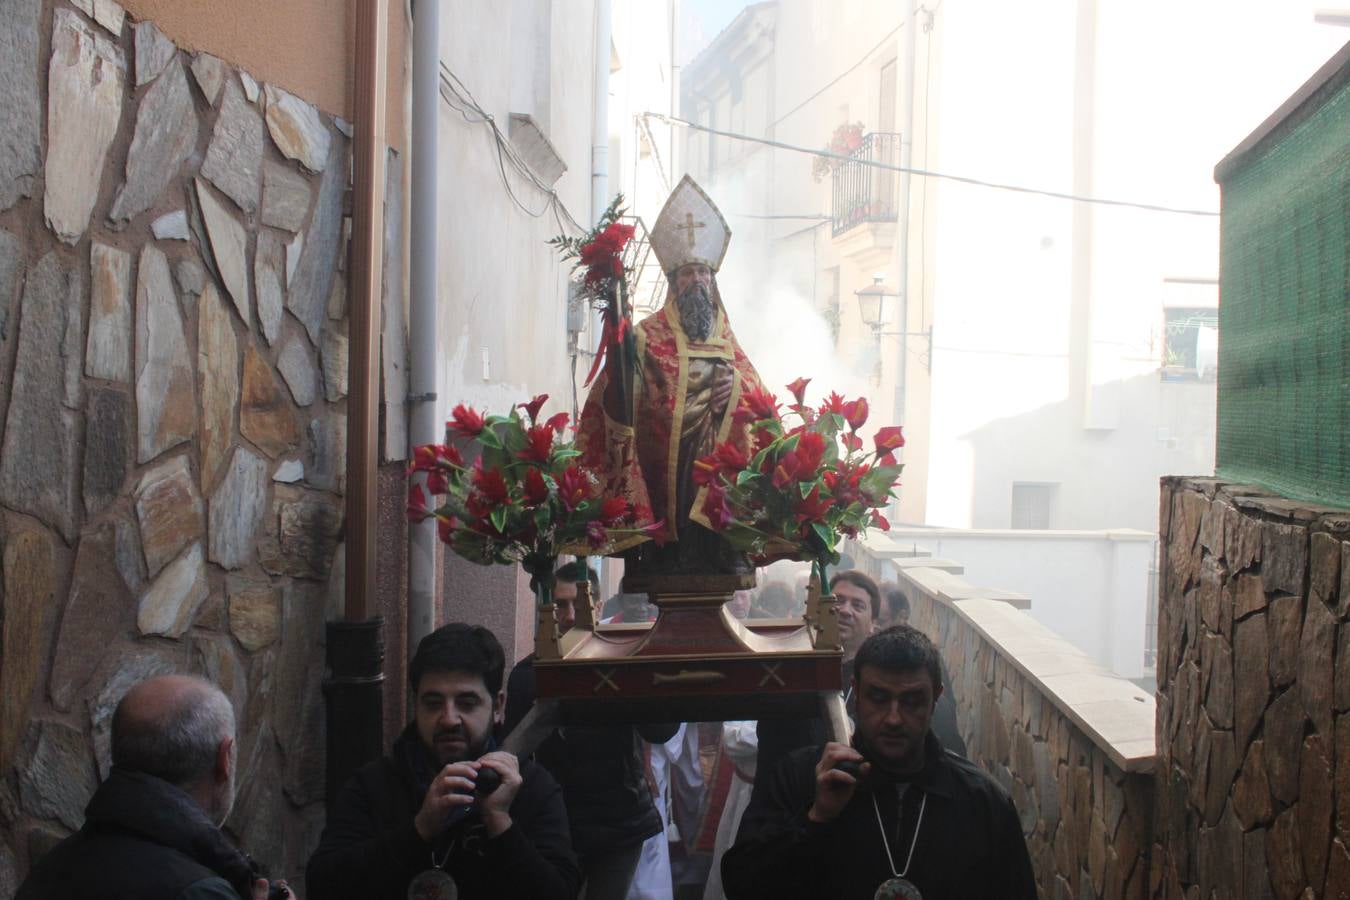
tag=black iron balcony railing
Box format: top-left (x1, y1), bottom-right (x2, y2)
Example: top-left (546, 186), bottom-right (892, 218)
top-left (831, 132), bottom-right (901, 238)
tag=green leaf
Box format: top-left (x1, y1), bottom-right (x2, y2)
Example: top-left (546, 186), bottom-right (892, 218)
top-left (811, 522), bottom-right (834, 549)
top-left (490, 506), bottom-right (507, 533)
top-left (552, 448), bottom-right (582, 463)
top-left (736, 469), bottom-right (758, 487)
top-left (476, 427), bottom-right (504, 450)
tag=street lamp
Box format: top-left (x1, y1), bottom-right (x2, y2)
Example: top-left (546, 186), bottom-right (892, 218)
top-left (853, 275), bottom-right (932, 370)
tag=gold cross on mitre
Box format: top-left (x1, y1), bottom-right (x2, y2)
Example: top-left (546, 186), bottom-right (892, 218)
top-left (675, 212), bottom-right (705, 248)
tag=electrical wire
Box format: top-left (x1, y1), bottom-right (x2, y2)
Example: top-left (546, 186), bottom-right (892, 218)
top-left (438, 62), bottom-right (587, 235)
top-left (771, 22), bottom-right (905, 127)
top-left (644, 111), bottom-right (1219, 217)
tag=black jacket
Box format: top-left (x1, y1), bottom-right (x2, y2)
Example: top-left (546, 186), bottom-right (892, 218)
top-left (722, 733), bottom-right (1036, 900)
top-left (16, 768), bottom-right (260, 900)
top-left (504, 654), bottom-right (678, 858)
top-left (306, 725), bottom-right (581, 900)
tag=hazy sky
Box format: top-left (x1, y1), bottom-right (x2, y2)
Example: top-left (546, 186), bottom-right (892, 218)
top-left (680, 0), bottom-right (754, 64)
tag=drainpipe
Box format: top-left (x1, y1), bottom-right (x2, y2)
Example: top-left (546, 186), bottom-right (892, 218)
top-left (408, 0), bottom-right (441, 651)
top-left (893, 0), bottom-right (917, 430)
top-left (592, 0), bottom-right (612, 224)
top-left (327, 0), bottom-right (388, 806)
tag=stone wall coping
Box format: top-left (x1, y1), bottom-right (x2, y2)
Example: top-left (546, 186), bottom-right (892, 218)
top-left (891, 556), bottom-right (964, 574)
top-left (901, 567), bottom-right (1157, 774)
top-left (885, 526), bottom-right (1157, 543)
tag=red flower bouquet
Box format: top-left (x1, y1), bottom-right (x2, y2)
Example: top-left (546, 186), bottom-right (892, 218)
top-left (694, 377), bottom-right (903, 583)
top-left (549, 196), bottom-right (641, 413)
top-left (408, 394), bottom-right (661, 602)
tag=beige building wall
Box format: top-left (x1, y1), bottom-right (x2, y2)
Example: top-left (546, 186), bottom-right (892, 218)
top-left (119, 0), bottom-right (408, 150)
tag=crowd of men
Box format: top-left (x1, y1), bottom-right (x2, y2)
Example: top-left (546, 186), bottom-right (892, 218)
top-left (15, 567), bottom-right (1035, 900)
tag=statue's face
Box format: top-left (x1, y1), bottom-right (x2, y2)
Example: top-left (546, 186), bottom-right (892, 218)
top-left (674, 263), bottom-right (712, 295)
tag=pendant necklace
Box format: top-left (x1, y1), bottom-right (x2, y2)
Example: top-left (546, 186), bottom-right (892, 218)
top-left (407, 845), bottom-right (458, 900)
top-left (870, 788), bottom-right (927, 900)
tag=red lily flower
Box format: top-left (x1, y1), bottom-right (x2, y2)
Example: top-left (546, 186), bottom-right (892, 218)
top-left (426, 469), bottom-right (449, 495)
top-left (523, 467), bottom-right (550, 505)
top-left (472, 465), bottom-right (510, 506)
top-left (519, 394), bottom-right (549, 424)
top-left (601, 496), bottom-right (629, 524)
top-left (518, 424), bottom-right (555, 463)
top-left (545, 412), bottom-right (570, 435)
top-left (407, 484), bottom-right (429, 521)
top-left (449, 404), bottom-right (488, 438)
top-left (842, 397), bottom-right (869, 431)
top-left (871, 510), bottom-right (891, 531)
top-left (437, 516), bottom-right (457, 543)
top-left (874, 426), bottom-right (905, 453)
top-left (409, 444), bottom-right (440, 473)
top-left (740, 386), bottom-right (781, 421)
top-left (557, 466), bottom-right (591, 511)
top-left (693, 455), bottom-right (721, 487)
top-left (841, 432), bottom-right (863, 453)
top-left (786, 377), bottom-right (811, 406)
top-left (702, 483), bottom-right (734, 530)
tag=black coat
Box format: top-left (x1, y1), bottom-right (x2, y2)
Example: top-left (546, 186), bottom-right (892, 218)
top-left (305, 725), bottom-right (581, 900)
top-left (16, 768), bottom-right (260, 900)
top-left (503, 654), bottom-right (678, 859)
top-left (721, 733), bottom-right (1037, 900)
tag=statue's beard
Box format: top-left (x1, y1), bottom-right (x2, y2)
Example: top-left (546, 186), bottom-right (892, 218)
top-left (677, 284), bottom-right (714, 341)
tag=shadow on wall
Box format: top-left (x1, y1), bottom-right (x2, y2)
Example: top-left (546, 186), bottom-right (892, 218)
top-left (955, 371), bottom-right (1215, 531)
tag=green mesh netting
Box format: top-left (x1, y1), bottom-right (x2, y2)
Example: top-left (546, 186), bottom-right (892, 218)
top-left (1215, 74), bottom-right (1350, 507)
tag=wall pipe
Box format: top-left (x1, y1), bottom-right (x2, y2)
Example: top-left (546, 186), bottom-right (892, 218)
top-left (327, 0), bottom-right (388, 806)
top-left (407, 0), bottom-right (440, 651)
top-left (591, 0), bottom-right (612, 224)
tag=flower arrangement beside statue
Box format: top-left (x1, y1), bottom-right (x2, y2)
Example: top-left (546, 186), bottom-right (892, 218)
top-left (693, 376), bottom-right (904, 594)
top-left (406, 393), bottom-right (662, 609)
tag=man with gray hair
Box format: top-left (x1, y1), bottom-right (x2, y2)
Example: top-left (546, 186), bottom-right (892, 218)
top-left (16, 674), bottom-right (285, 900)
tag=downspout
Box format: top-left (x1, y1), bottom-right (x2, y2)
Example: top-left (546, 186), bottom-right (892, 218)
top-left (327, 0), bottom-right (388, 806)
top-left (592, 0), bottom-right (612, 224)
top-left (891, 0), bottom-right (917, 523)
top-left (408, 0), bottom-right (441, 650)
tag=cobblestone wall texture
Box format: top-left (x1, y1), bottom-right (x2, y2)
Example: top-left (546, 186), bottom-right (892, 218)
top-left (0, 1), bottom-right (408, 892)
top-left (1153, 476), bottom-right (1350, 899)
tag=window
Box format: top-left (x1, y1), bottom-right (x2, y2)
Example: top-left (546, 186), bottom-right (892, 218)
top-left (1162, 306), bottom-right (1218, 377)
top-left (1010, 482), bottom-right (1056, 529)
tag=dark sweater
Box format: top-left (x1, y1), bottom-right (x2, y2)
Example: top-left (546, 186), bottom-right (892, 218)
top-left (16, 768), bottom-right (260, 900)
top-left (504, 654), bottom-right (678, 859)
top-left (306, 726), bottom-right (581, 900)
top-left (722, 733), bottom-right (1036, 900)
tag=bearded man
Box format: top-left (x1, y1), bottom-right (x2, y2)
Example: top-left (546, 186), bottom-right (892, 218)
top-left (721, 627), bottom-right (1036, 899)
top-left (308, 623), bottom-right (580, 899)
top-left (576, 176), bottom-right (765, 579)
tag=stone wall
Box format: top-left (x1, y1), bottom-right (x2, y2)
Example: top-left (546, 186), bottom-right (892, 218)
top-left (883, 560), bottom-right (1157, 899)
top-left (0, 1), bottom-right (407, 892)
top-left (1152, 477), bottom-right (1350, 898)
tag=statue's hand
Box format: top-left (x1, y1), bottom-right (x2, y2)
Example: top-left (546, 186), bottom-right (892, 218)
top-left (712, 368), bottom-right (734, 416)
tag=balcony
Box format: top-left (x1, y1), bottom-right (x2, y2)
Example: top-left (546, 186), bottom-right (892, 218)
top-left (831, 132), bottom-right (900, 266)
